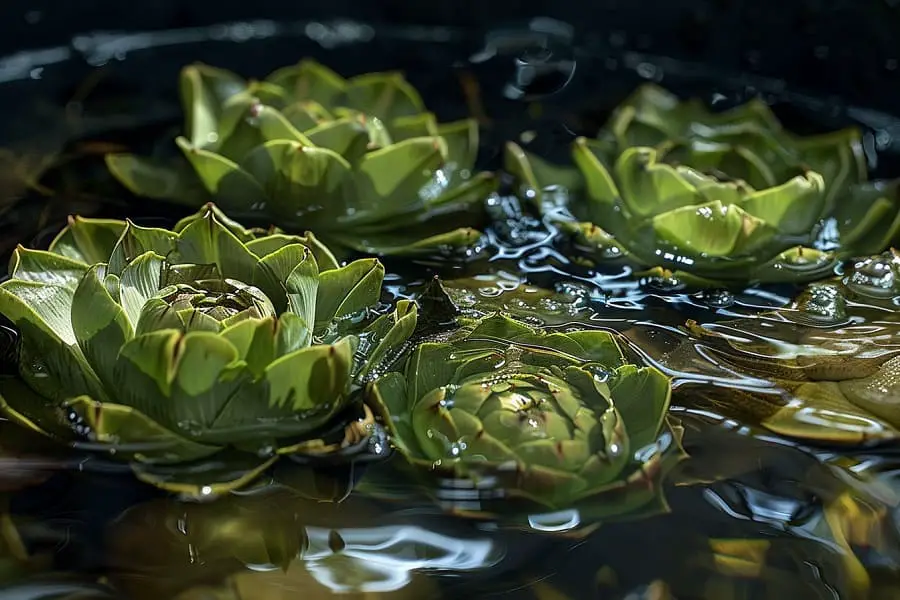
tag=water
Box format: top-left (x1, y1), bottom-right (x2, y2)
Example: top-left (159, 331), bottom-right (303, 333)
top-left (1, 16), bottom-right (900, 600)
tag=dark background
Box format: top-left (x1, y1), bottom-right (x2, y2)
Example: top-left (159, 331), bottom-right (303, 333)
top-left (1, 0), bottom-right (899, 112)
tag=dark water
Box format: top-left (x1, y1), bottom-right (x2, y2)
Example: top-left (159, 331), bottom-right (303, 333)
top-left (1, 16), bottom-right (900, 600)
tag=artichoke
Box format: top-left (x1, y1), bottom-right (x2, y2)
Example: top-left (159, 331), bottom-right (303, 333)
top-left (0, 203), bottom-right (417, 494)
top-left (106, 59), bottom-right (497, 258)
top-left (677, 253), bottom-right (900, 445)
top-left (369, 313), bottom-right (683, 514)
top-left (505, 83), bottom-right (900, 285)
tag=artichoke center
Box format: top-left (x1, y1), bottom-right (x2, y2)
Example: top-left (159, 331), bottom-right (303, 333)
top-left (160, 278), bottom-right (276, 322)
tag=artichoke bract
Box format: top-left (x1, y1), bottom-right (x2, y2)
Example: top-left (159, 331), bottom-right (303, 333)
top-left (369, 313), bottom-right (683, 513)
top-left (106, 59), bottom-right (497, 258)
top-left (0, 203), bottom-right (417, 494)
top-left (505, 84), bottom-right (900, 285)
top-left (680, 249), bottom-right (900, 445)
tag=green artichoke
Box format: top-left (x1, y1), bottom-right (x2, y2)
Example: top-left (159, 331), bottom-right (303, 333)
top-left (106, 59), bottom-right (497, 258)
top-left (0, 203), bottom-right (417, 494)
top-left (369, 313), bottom-right (683, 513)
top-left (505, 83), bottom-right (900, 285)
top-left (678, 253), bottom-right (900, 445)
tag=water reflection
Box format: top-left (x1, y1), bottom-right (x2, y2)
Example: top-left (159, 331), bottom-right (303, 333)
top-left (107, 475), bottom-right (507, 599)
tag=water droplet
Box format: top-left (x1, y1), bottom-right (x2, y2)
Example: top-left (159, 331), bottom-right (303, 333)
top-left (698, 289), bottom-right (735, 309)
top-left (585, 364), bottom-right (610, 383)
top-left (642, 272), bottom-right (685, 293)
top-left (845, 252), bottom-right (900, 298)
top-left (28, 358), bottom-right (48, 378)
top-left (448, 441), bottom-right (467, 458)
top-left (792, 283), bottom-right (847, 324)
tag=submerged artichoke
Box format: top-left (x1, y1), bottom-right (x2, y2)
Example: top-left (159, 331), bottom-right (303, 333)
top-left (678, 252), bottom-right (900, 445)
top-left (506, 84), bottom-right (900, 284)
top-left (0, 203), bottom-right (417, 493)
top-left (369, 313), bottom-right (683, 514)
top-left (106, 59), bottom-right (496, 257)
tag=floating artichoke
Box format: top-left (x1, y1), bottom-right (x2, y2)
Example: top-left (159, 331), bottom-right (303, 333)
top-left (0, 203), bottom-right (417, 494)
top-left (678, 252), bottom-right (900, 445)
top-left (506, 84), bottom-right (900, 285)
top-left (106, 59), bottom-right (496, 257)
top-left (369, 313), bottom-right (683, 515)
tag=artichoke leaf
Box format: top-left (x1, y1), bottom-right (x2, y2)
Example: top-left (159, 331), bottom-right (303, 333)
top-left (563, 330), bottom-right (625, 365)
top-left (175, 136), bottom-right (268, 210)
top-left (180, 63), bottom-right (249, 147)
top-left (65, 395), bottom-right (222, 464)
top-left (343, 71), bottom-right (425, 122)
top-left (505, 142), bottom-right (585, 206)
top-left (457, 313), bottom-right (536, 347)
top-left (793, 128), bottom-right (866, 208)
top-left (0, 376), bottom-right (75, 438)
top-left (71, 265), bottom-right (134, 391)
top-left (614, 146), bottom-right (699, 219)
top-left (107, 222), bottom-right (176, 276)
top-left (105, 153), bottom-right (207, 204)
top-left (435, 118), bottom-right (479, 174)
top-left (220, 317), bottom-right (277, 379)
top-left (111, 329), bottom-right (251, 438)
top-left (264, 59), bottom-right (347, 107)
top-left (749, 246), bottom-right (836, 283)
top-left (831, 180), bottom-right (900, 254)
top-left (335, 226), bottom-right (484, 258)
top-left (256, 244), bottom-right (319, 329)
top-left (132, 451), bottom-right (278, 496)
top-left (273, 312), bottom-right (312, 356)
top-left (281, 100), bottom-right (333, 131)
top-left (652, 200), bottom-right (776, 258)
top-left (175, 206), bottom-right (258, 284)
top-left (839, 355), bottom-right (900, 428)
top-left (8, 247), bottom-right (88, 291)
top-left (391, 112), bottom-right (440, 141)
top-left (245, 231), bottom-right (340, 272)
top-left (238, 140), bottom-right (351, 220)
top-left (572, 137), bottom-right (621, 208)
top-left (368, 372), bottom-right (418, 453)
top-left (0, 280), bottom-right (105, 402)
top-left (661, 140), bottom-right (777, 190)
top-left (48, 216), bottom-right (126, 265)
top-left (357, 300), bottom-right (418, 380)
top-left (738, 172), bottom-right (826, 236)
top-left (118, 251), bottom-right (166, 329)
top-left (405, 342), bottom-right (460, 404)
top-left (265, 335), bottom-right (356, 413)
top-left (218, 312), bottom-right (312, 381)
top-left (314, 258), bottom-right (384, 332)
top-left (336, 171), bottom-right (496, 234)
top-left (347, 136), bottom-right (447, 220)
top-left (762, 381), bottom-right (899, 445)
top-left (425, 169), bottom-right (497, 211)
top-left (213, 100), bottom-right (314, 162)
top-left (173, 203), bottom-right (258, 242)
top-left (609, 365), bottom-right (672, 449)
top-left (303, 117), bottom-right (379, 165)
